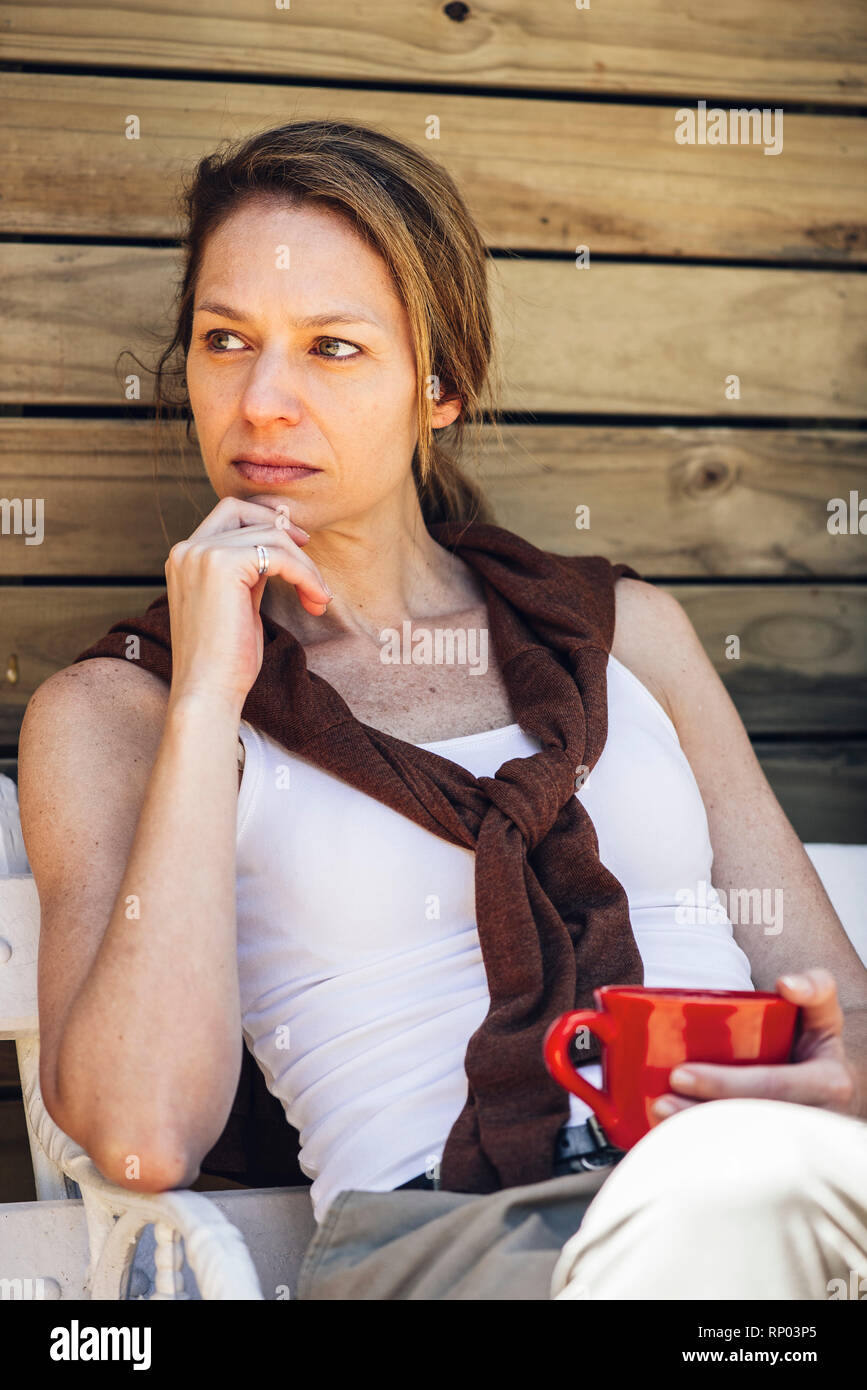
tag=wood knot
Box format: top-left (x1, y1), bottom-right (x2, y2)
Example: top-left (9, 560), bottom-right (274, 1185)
top-left (674, 446), bottom-right (742, 501)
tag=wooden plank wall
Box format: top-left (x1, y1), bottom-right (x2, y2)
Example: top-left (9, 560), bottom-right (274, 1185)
top-left (0, 2), bottom-right (865, 1196)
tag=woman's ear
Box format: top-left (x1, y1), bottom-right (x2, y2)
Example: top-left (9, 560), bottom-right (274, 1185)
top-left (431, 392), bottom-right (463, 430)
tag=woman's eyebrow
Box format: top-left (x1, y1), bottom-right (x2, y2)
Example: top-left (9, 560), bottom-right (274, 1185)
top-left (194, 299), bottom-right (384, 330)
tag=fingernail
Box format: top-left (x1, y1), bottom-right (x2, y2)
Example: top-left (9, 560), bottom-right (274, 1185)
top-left (654, 1098), bottom-right (678, 1117)
top-left (780, 974), bottom-right (813, 996)
top-left (669, 1068), bottom-right (696, 1088)
top-left (323, 583), bottom-right (333, 597)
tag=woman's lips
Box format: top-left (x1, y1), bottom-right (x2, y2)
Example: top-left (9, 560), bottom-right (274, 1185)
top-left (233, 460), bottom-right (321, 484)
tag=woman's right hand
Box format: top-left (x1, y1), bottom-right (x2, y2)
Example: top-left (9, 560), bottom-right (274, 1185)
top-left (164, 494), bottom-right (333, 711)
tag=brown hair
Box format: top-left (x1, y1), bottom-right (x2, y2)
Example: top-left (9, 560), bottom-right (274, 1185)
top-left (149, 118), bottom-right (502, 533)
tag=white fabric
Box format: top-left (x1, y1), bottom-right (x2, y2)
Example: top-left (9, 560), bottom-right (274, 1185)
top-left (235, 655), bottom-right (755, 1223)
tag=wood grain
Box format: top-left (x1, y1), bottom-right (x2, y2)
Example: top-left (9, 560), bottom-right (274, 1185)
top-left (1, 0), bottom-right (863, 105)
top-left (2, 73), bottom-right (864, 260)
top-left (754, 740), bottom-right (867, 843)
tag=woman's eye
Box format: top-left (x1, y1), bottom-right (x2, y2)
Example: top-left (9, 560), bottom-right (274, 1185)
top-left (202, 329), bottom-right (246, 352)
top-left (199, 330), bottom-right (360, 360)
top-left (315, 337), bottom-right (361, 361)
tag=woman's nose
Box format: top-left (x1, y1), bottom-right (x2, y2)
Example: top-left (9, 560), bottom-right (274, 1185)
top-left (239, 348), bottom-right (306, 425)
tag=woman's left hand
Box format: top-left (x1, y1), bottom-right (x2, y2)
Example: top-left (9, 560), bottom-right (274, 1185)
top-left (649, 967), bottom-right (859, 1125)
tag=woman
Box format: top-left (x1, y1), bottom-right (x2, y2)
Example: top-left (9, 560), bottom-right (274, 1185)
top-left (18, 120), bottom-right (867, 1301)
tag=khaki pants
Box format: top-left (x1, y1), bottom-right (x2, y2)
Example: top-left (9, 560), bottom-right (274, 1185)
top-left (295, 1098), bottom-right (867, 1301)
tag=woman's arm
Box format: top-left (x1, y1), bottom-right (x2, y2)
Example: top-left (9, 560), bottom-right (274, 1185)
top-left (19, 495), bottom-right (327, 1192)
top-left (611, 577), bottom-right (867, 1122)
top-left (18, 657), bottom-right (246, 1191)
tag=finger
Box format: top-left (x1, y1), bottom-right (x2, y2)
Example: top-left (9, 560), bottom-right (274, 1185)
top-left (777, 967), bottom-right (845, 1039)
top-left (241, 500), bottom-right (311, 547)
top-left (182, 531), bottom-right (332, 614)
top-left (241, 535), bottom-right (332, 614)
top-left (186, 493), bottom-right (308, 543)
top-left (667, 1057), bottom-right (841, 1107)
top-left (648, 1094), bottom-right (699, 1127)
top-left (205, 524), bottom-right (331, 601)
top-left (270, 503), bottom-right (311, 545)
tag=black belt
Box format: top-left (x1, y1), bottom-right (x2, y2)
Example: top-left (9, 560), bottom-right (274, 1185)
top-left (395, 1115), bottom-right (625, 1192)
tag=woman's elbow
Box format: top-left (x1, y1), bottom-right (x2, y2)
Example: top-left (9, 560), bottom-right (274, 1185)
top-left (39, 1053), bottom-right (200, 1191)
top-left (87, 1131), bottom-right (199, 1193)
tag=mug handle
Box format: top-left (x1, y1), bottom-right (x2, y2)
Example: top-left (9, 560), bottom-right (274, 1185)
top-left (543, 1009), bottom-right (619, 1134)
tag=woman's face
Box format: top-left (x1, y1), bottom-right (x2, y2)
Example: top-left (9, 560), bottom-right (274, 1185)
top-left (185, 197), bottom-right (459, 532)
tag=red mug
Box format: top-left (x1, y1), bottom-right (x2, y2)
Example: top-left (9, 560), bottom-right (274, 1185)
top-left (543, 985), bottom-right (799, 1151)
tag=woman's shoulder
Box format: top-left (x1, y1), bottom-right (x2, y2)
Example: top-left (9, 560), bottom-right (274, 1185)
top-left (17, 659), bottom-right (173, 882)
top-left (23, 660), bottom-right (246, 783)
top-left (28, 655), bottom-right (171, 719)
top-left (609, 574), bottom-right (697, 728)
top-left (20, 658), bottom-right (173, 775)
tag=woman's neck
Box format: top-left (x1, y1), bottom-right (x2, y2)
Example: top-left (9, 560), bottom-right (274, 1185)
top-left (260, 508), bottom-right (484, 648)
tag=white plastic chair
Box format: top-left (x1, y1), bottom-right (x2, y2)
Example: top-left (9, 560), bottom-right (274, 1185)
top-left (0, 774), bottom-right (315, 1300)
top-left (1, 771), bottom-right (865, 1299)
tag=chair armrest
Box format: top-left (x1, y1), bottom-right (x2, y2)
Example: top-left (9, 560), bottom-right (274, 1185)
top-left (15, 1034), bottom-right (264, 1300)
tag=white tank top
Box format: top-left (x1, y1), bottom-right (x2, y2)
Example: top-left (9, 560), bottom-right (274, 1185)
top-left (234, 654), bottom-right (754, 1222)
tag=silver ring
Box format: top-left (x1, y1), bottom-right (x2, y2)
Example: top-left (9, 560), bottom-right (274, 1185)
top-left (255, 544), bottom-right (270, 576)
